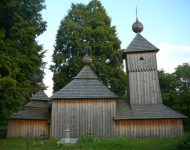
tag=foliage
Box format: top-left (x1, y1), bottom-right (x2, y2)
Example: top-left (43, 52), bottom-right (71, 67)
top-left (175, 135), bottom-right (190, 150)
top-left (0, 129), bottom-right (7, 139)
top-left (78, 136), bottom-right (95, 143)
top-left (158, 63), bottom-right (190, 125)
top-left (0, 0), bottom-right (47, 121)
top-left (0, 119), bottom-right (8, 128)
top-left (173, 63), bottom-right (190, 123)
top-left (120, 90), bottom-right (127, 99)
top-left (50, 0), bottom-right (127, 96)
top-left (158, 69), bottom-right (179, 107)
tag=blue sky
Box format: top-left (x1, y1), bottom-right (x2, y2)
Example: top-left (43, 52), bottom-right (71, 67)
top-left (37, 0), bottom-right (190, 96)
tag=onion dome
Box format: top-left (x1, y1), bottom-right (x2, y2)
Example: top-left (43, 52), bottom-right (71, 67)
top-left (132, 18), bottom-right (144, 33)
top-left (38, 82), bottom-right (47, 90)
top-left (82, 53), bottom-right (92, 65)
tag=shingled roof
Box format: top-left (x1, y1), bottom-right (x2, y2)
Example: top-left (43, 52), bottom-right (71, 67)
top-left (30, 90), bottom-right (49, 101)
top-left (25, 101), bottom-right (51, 108)
top-left (51, 54), bottom-right (119, 99)
top-left (114, 100), bottom-right (187, 120)
top-left (11, 109), bottom-right (51, 120)
top-left (122, 33), bottom-right (159, 59)
top-left (11, 82), bottom-right (51, 120)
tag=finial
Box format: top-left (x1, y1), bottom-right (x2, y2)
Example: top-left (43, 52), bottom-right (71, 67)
top-left (82, 53), bottom-right (92, 65)
top-left (38, 81), bottom-right (47, 90)
top-left (136, 6), bottom-right (138, 21)
top-left (132, 7), bottom-right (143, 33)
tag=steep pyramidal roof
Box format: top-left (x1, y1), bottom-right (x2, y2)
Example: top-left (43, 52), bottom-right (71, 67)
top-left (51, 54), bottom-right (119, 99)
top-left (73, 65), bottom-right (98, 79)
top-left (122, 33), bottom-right (159, 59)
top-left (30, 90), bottom-right (49, 101)
top-left (12, 82), bottom-right (51, 120)
top-left (30, 82), bottom-right (49, 101)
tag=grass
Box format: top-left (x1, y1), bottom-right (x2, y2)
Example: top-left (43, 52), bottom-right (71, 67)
top-left (1, 131), bottom-right (190, 150)
top-left (0, 136), bottom-right (183, 150)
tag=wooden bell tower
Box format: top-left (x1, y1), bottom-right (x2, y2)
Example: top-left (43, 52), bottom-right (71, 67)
top-left (122, 15), bottom-right (162, 106)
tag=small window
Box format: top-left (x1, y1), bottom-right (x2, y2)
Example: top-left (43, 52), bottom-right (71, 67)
top-left (139, 57), bottom-right (144, 60)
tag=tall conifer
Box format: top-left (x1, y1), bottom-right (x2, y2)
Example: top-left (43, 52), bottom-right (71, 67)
top-left (0, 0), bottom-right (47, 121)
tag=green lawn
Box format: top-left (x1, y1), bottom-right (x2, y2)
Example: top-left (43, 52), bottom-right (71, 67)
top-left (0, 136), bottom-right (183, 150)
top-left (1, 132), bottom-right (190, 150)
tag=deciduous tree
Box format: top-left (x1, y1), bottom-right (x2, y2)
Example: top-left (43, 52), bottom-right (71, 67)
top-left (50, 0), bottom-right (127, 96)
top-left (158, 64), bottom-right (190, 125)
top-left (174, 63), bottom-right (190, 124)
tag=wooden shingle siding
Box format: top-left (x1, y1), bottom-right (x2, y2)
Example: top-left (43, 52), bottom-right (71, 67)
top-left (128, 71), bottom-right (162, 105)
top-left (114, 119), bottom-right (183, 138)
top-left (51, 99), bottom-right (117, 138)
top-left (125, 52), bottom-right (162, 105)
top-left (126, 52), bottom-right (157, 72)
top-left (7, 119), bottom-right (50, 138)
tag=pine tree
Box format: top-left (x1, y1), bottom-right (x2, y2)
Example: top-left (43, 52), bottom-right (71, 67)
top-left (0, 0), bottom-right (47, 121)
top-left (50, 0), bottom-right (127, 96)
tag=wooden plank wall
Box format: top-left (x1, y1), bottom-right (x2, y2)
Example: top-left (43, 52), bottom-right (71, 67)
top-left (114, 119), bottom-right (184, 138)
top-left (51, 99), bottom-right (117, 138)
top-left (7, 119), bottom-right (50, 138)
top-left (126, 52), bottom-right (162, 105)
top-left (128, 71), bottom-right (162, 105)
top-left (126, 52), bottom-right (157, 72)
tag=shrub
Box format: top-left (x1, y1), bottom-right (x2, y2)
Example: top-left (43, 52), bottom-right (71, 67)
top-left (0, 129), bottom-right (7, 138)
top-left (176, 135), bottom-right (190, 150)
top-left (77, 136), bottom-right (95, 144)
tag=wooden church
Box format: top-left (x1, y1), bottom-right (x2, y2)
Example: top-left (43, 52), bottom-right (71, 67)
top-left (7, 82), bottom-right (51, 138)
top-left (7, 15), bottom-right (187, 139)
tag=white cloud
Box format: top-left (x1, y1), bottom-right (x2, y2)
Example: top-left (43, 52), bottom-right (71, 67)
top-left (157, 43), bottom-right (190, 53)
top-left (43, 48), bottom-right (54, 97)
top-left (157, 43), bottom-right (190, 73)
